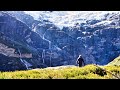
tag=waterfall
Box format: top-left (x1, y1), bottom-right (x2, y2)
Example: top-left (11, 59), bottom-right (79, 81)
top-left (49, 48), bottom-right (52, 67)
top-left (43, 32), bottom-right (51, 49)
top-left (43, 32), bottom-right (52, 67)
top-left (21, 59), bottom-right (29, 70)
top-left (42, 49), bottom-right (45, 63)
top-left (18, 49), bottom-right (24, 65)
top-left (18, 49), bottom-right (32, 69)
top-left (22, 60), bottom-right (32, 69)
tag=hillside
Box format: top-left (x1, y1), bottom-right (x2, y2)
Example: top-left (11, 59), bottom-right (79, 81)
top-left (107, 56), bottom-right (120, 66)
top-left (0, 64), bottom-right (120, 79)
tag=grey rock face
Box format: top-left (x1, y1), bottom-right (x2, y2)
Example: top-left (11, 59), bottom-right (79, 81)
top-left (0, 12), bottom-right (49, 71)
top-left (68, 24), bottom-right (120, 65)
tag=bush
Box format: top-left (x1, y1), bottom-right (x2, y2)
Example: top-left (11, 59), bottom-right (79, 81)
top-left (94, 68), bottom-right (107, 76)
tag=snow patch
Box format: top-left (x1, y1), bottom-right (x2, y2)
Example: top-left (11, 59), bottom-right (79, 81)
top-left (24, 11), bottom-right (120, 28)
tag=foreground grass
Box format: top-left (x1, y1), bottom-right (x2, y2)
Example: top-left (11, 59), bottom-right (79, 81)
top-left (0, 64), bottom-right (120, 79)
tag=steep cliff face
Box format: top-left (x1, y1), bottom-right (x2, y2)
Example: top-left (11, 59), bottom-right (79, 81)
top-left (69, 25), bottom-right (120, 65)
top-left (0, 11), bottom-right (120, 71)
top-left (0, 12), bottom-right (49, 71)
top-left (31, 11), bottom-right (120, 65)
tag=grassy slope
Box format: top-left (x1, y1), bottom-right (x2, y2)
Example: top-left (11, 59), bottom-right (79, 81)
top-left (0, 64), bottom-right (120, 79)
top-left (0, 56), bottom-right (120, 79)
top-left (107, 56), bottom-right (120, 66)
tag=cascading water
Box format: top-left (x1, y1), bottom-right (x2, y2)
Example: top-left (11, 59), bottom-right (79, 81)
top-left (18, 49), bottom-right (24, 64)
top-left (42, 31), bottom-right (52, 67)
top-left (18, 49), bottom-right (32, 69)
top-left (31, 23), bottom-right (52, 66)
top-left (42, 49), bottom-right (45, 63)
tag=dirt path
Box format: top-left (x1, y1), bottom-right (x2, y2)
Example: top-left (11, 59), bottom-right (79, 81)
top-left (32, 65), bottom-right (77, 70)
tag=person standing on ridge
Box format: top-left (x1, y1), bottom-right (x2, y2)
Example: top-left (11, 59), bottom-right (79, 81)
top-left (76, 55), bottom-right (85, 67)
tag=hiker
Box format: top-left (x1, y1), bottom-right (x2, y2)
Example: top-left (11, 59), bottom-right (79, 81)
top-left (76, 55), bottom-right (85, 67)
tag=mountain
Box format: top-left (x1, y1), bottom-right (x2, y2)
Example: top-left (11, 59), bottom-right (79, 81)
top-left (26, 11), bottom-right (120, 65)
top-left (0, 11), bottom-right (120, 71)
top-left (0, 12), bottom-right (49, 71)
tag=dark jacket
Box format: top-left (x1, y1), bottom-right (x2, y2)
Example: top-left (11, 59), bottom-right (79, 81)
top-left (76, 56), bottom-right (85, 67)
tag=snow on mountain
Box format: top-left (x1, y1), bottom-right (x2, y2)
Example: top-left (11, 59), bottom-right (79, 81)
top-left (24, 11), bottom-right (120, 29)
top-left (94, 20), bottom-right (112, 26)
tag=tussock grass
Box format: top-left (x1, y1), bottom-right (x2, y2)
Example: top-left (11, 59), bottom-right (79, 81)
top-left (0, 64), bottom-right (120, 79)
